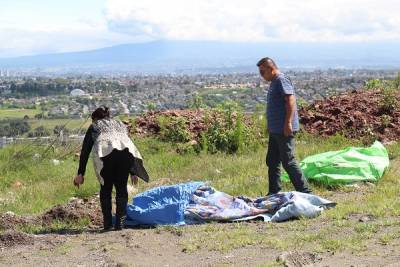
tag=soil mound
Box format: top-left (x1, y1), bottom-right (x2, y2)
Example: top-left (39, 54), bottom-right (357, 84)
top-left (0, 212), bottom-right (38, 231)
top-left (0, 196), bottom-right (102, 247)
top-left (0, 195), bottom-right (103, 235)
top-left (41, 196), bottom-right (102, 227)
top-left (0, 230), bottom-right (34, 248)
top-left (134, 89), bottom-right (400, 142)
top-left (299, 89), bottom-right (400, 142)
top-left (135, 109), bottom-right (208, 138)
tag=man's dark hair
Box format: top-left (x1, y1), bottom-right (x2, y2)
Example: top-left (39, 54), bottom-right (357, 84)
top-left (257, 57), bottom-right (278, 69)
top-left (91, 106), bottom-right (110, 120)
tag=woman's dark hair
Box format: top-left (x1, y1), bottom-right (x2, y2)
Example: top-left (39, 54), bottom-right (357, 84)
top-left (91, 106), bottom-right (110, 120)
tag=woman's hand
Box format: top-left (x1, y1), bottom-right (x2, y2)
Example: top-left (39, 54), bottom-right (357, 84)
top-left (131, 175), bottom-right (138, 186)
top-left (74, 174), bottom-right (84, 188)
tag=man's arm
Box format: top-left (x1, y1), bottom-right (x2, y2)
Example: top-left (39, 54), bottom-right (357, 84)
top-left (284, 95), bottom-right (296, 137)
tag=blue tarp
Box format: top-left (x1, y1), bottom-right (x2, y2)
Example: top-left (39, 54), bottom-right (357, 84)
top-left (125, 181), bottom-right (335, 226)
top-left (125, 181), bottom-right (204, 226)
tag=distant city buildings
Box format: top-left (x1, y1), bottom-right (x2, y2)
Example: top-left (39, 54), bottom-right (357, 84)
top-left (0, 69), bottom-right (398, 118)
top-left (0, 69), bottom-right (11, 77)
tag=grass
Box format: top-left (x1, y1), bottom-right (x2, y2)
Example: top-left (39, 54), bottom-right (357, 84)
top-left (378, 230), bottom-right (400, 245)
top-left (0, 108), bottom-right (41, 119)
top-left (0, 133), bottom-right (400, 256)
top-left (0, 144), bottom-right (99, 214)
top-left (28, 118), bottom-right (91, 132)
top-left (0, 133), bottom-right (395, 212)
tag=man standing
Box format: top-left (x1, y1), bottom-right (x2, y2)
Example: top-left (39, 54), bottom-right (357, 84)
top-left (257, 57), bottom-right (311, 195)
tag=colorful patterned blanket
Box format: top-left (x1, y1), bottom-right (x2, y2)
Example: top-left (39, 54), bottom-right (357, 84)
top-left (125, 182), bottom-right (335, 226)
top-left (185, 186), bottom-right (335, 223)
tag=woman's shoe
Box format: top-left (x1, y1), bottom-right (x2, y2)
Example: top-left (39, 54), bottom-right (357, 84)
top-left (114, 216), bottom-right (125, 231)
top-left (100, 197), bottom-right (113, 232)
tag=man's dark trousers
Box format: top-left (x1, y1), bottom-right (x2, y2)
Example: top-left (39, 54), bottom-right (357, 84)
top-left (266, 133), bottom-right (311, 194)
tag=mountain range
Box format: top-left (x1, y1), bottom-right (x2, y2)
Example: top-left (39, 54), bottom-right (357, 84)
top-left (0, 40), bottom-right (399, 73)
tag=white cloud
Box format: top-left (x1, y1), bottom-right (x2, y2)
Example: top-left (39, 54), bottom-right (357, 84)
top-left (1, 0), bottom-right (399, 57)
top-left (105, 0), bottom-right (400, 42)
top-left (0, 22), bottom-right (144, 58)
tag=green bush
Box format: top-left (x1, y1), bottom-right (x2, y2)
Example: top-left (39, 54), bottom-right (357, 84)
top-left (0, 119), bottom-right (30, 137)
top-left (379, 87), bottom-right (398, 114)
top-left (200, 101), bottom-right (264, 154)
top-left (394, 72), bottom-right (400, 90)
top-left (157, 115), bottom-right (191, 143)
top-left (365, 79), bottom-right (382, 89)
top-left (147, 102), bottom-right (156, 111)
top-left (153, 101), bottom-right (266, 154)
top-left (188, 92), bottom-right (205, 109)
top-left (28, 126), bottom-right (51, 137)
top-left (297, 97), bottom-right (309, 109)
top-left (252, 103), bottom-right (268, 139)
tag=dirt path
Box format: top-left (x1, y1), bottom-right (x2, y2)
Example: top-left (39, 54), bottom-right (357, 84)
top-left (1, 183), bottom-right (400, 267)
top-left (0, 229), bottom-right (279, 267)
top-left (1, 222), bottom-right (400, 267)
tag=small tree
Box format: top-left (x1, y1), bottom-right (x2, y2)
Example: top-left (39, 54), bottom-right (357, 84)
top-left (365, 79), bottom-right (382, 89)
top-left (394, 71), bottom-right (400, 89)
top-left (53, 125), bottom-right (70, 136)
top-left (379, 87), bottom-right (398, 114)
top-left (189, 92), bottom-right (205, 109)
top-left (147, 102), bottom-right (156, 111)
top-left (34, 113), bottom-right (45, 119)
top-left (28, 126), bottom-right (50, 137)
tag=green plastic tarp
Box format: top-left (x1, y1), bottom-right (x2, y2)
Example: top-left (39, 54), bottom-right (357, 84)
top-left (282, 141), bottom-right (389, 185)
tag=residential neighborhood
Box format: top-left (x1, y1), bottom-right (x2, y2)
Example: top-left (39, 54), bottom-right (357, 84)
top-left (0, 69), bottom-right (397, 120)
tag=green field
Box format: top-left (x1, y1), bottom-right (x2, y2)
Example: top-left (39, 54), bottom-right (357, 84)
top-left (198, 86), bottom-right (261, 97)
top-left (0, 108), bottom-right (112, 134)
top-left (28, 118), bottom-right (91, 132)
top-left (0, 134), bottom-right (398, 214)
top-left (0, 108), bottom-right (42, 119)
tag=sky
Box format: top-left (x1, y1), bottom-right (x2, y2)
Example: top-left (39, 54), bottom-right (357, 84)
top-left (0, 0), bottom-right (399, 58)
